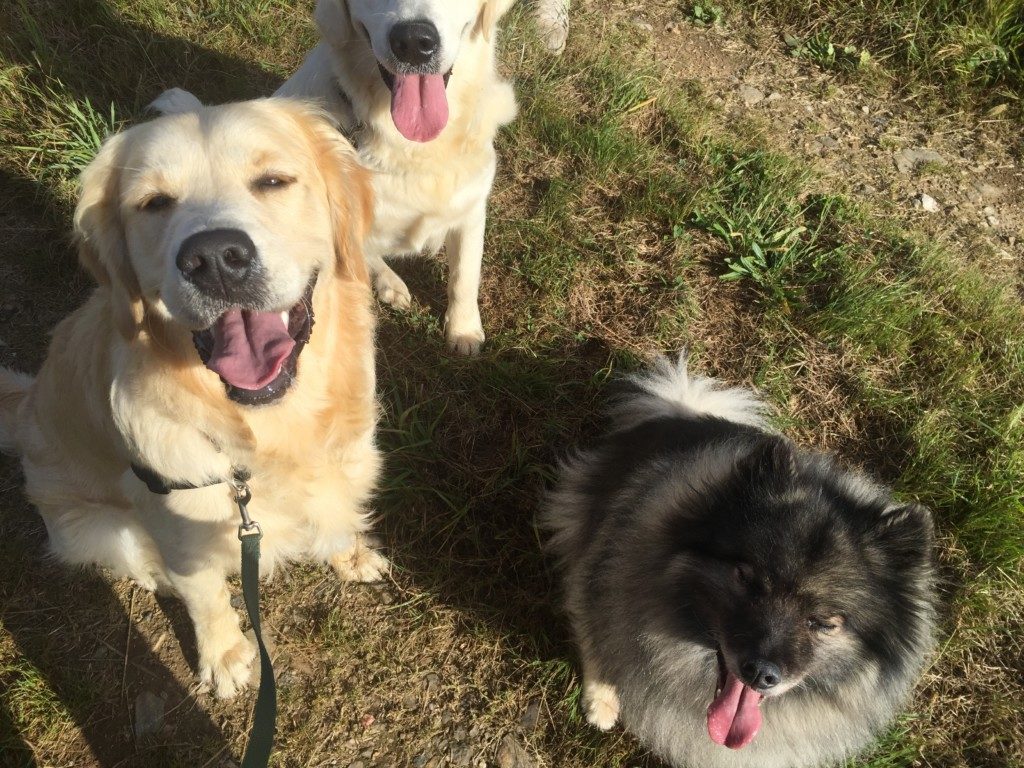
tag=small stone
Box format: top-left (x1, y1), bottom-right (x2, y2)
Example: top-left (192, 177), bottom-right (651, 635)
top-left (423, 673), bottom-right (441, 697)
top-left (766, 92), bottom-right (783, 102)
top-left (133, 690), bottom-right (165, 739)
top-left (973, 182), bottom-right (1005, 202)
top-left (347, 762), bottom-right (365, 768)
top-left (402, 692), bottom-right (421, 710)
top-left (495, 735), bottom-right (533, 768)
top-left (738, 85), bottom-right (765, 106)
top-left (450, 743), bottom-right (474, 766)
top-left (632, 17), bottom-right (653, 32)
top-left (860, 105), bottom-right (870, 114)
top-left (916, 193), bottom-right (940, 213)
top-left (359, 713), bottom-right (376, 729)
top-left (894, 148), bottom-right (945, 174)
top-left (520, 697), bottom-right (542, 732)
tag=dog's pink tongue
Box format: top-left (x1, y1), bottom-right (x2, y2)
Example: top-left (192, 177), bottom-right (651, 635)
top-left (707, 672), bottom-right (763, 749)
top-left (390, 73), bottom-right (449, 142)
top-left (207, 309), bottom-right (294, 390)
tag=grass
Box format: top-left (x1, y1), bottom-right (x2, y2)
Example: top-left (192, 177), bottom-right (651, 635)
top-left (1, 1), bottom-right (1023, 767)
top-left (727, 0), bottom-right (1024, 108)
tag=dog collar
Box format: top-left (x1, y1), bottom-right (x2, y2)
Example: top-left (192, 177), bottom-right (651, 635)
top-left (130, 462), bottom-right (249, 495)
top-left (333, 83), bottom-right (363, 149)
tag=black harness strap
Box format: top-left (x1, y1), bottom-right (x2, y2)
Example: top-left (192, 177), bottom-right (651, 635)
top-left (130, 462), bottom-right (205, 494)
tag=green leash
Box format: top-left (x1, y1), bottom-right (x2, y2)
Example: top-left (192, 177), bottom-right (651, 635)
top-left (129, 464), bottom-right (278, 765)
top-left (232, 476), bottom-right (277, 768)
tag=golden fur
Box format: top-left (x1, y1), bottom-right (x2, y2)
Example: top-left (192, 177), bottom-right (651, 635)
top-left (0, 99), bottom-right (384, 698)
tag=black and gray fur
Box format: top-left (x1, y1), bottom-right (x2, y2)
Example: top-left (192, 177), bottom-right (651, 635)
top-left (543, 356), bottom-right (936, 768)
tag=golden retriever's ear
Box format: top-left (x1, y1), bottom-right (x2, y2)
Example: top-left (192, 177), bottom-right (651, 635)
top-left (74, 132), bottom-right (144, 340)
top-left (474, 0), bottom-right (515, 41)
top-left (306, 116), bottom-right (373, 285)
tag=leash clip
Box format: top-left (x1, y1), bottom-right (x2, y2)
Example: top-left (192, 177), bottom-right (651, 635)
top-left (231, 476), bottom-right (261, 540)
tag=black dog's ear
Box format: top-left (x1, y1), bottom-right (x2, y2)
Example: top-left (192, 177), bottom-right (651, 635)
top-left (870, 503), bottom-right (935, 567)
top-left (740, 436), bottom-right (798, 492)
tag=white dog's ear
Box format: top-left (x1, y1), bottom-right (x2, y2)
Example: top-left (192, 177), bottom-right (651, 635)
top-left (474, 0), bottom-right (515, 41)
top-left (75, 132), bottom-right (145, 340)
top-left (315, 0), bottom-right (355, 46)
top-left (148, 88), bottom-right (203, 115)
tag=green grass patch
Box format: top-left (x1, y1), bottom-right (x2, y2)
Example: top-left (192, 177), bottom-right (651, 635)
top-left (732, 0), bottom-right (1024, 107)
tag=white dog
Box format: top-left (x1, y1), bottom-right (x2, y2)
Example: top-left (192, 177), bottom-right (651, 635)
top-left (277, 0), bottom-right (518, 354)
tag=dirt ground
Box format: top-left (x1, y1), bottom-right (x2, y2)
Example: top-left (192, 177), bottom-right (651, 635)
top-left (618, 0), bottom-right (1022, 288)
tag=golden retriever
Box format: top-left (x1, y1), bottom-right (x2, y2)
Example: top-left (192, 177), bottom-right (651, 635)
top-left (0, 99), bottom-right (385, 699)
top-left (276, 0), bottom-right (518, 355)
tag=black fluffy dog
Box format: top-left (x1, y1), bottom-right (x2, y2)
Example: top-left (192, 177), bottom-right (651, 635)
top-left (543, 356), bottom-right (936, 768)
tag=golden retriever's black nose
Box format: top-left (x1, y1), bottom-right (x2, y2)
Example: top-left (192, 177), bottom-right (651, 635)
top-left (740, 659), bottom-right (782, 691)
top-left (389, 20), bottom-right (440, 66)
top-left (176, 229), bottom-right (258, 300)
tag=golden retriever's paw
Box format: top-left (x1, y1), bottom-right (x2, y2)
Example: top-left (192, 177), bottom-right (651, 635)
top-left (199, 633), bottom-right (257, 699)
top-left (374, 270), bottom-right (412, 310)
top-left (331, 539), bottom-right (390, 583)
top-left (583, 680), bottom-right (620, 731)
top-left (533, 0), bottom-right (569, 55)
top-left (445, 316), bottom-right (485, 356)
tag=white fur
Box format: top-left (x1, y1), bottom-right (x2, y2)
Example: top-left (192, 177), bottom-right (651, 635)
top-left (612, 354), bottom-right (768, 431)
top-left (277, 0), bottom-right (518, 354)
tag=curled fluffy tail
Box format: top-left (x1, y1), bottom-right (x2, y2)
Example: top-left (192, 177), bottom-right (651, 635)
top-left (0, 368), bottom-right (32, 453)
top-left (611, 354), bottom-right (767, 431)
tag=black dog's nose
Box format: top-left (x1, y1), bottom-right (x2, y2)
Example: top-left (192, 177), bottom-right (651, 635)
top-left (389, 20), bottom-right (440, 66)
top-left (176, 228), bottom-right (257, 300)
top-left (740, 659), bottom-right (782, 691)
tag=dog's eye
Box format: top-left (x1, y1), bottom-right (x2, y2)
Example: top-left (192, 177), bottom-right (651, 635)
top-left (808, 617), bottom-right (844, 635)
top-left (252, 173), bottom-right (295, 192)
top-left (140, 193), bottom-right (176, 212)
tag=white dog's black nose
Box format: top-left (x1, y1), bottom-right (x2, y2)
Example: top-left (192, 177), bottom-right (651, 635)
top-left (740, 659), bottom-right (782, 691)
top-left (176, 229), bottom-right (258, 301)
top-left (389, 20), bottom-right (440, 66)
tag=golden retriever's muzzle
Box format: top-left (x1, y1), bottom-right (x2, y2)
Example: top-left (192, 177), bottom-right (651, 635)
top-left (179, 225), bottom-right (318, 406)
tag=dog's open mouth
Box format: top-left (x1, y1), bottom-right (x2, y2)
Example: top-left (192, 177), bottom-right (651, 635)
top-left (706, 649), bottom-right (764, 750)
top-left (192, 277), bottom-right (316, 406)
top-left (377, 64), bottom-right (452, 143)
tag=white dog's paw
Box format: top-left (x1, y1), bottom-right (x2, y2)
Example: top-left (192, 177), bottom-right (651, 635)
top-left (533, 0), bottom-right (569, 55)
top-left (583, 681), bottom-right (620, 731)
top-left (374, 269), bottom-right (412, 310)
top-left (199, 632), bottom-right (257, 699)
top-left (131, 573), bottom-right (160, 593)
top-left (331, 538), bottom-right (390, 583)
top-left (444, 313), bottom-right (485, 356)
